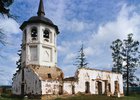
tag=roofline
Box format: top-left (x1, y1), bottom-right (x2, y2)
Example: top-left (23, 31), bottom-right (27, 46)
top-left (78, 67), bottom-right (122, 75)
top-left (20, 20), bottom-right (59, 34)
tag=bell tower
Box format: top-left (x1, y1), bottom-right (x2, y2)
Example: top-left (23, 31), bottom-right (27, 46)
top-left (20, 0), bottom-right (59, 67)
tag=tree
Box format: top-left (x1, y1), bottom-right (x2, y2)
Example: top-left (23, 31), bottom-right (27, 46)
top-left (74, 44), bottom-right (88, 68)
top-left (16, 49), bottom-right (21, 71)
top-left (110, 33), bottom-right (140, 96)
top-left (0, 0), bottom-right (15, 54)
top-left (122, 33), bottom-right (140, 96)
top-left (0, 28), bottom-right (6, 58)
top-left (110, 39), bottom-right (123, 73)
top-left (0, 29), bottom-right (6, 45)
top-left (0, 0), bottom-right (14, 16)
top-left (0, 0), bottom-right (14, 46)
top-left (16, 44), bottom-right (22, 72)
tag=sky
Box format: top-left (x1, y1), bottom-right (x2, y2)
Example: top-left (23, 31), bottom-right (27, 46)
top-left (0, 0), bottom-right (140, 85)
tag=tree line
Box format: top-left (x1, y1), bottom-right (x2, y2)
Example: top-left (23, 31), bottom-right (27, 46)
top-left (75, 33), bottom-right (140, 96)
top-left (110, 33), bottom-right (140, 96)
top-left (0, 0), bottom-right (140, 97)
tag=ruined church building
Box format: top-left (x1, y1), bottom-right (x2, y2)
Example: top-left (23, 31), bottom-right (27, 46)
top-left (12, 0), bottom-right (124, 99)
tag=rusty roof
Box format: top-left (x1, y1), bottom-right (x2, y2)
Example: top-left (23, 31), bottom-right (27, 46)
top-left (27, 65), bottom-right (64, 81)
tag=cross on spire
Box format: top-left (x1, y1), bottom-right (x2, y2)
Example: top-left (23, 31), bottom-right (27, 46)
top-left (37, 0), bottom-right (45, 17)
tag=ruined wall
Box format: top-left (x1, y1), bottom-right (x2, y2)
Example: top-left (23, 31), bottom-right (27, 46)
top-left (63, 82), bottom-right (71, 94)
top-left (41, 80), bottom-right (61, 95)
top-left (63, 68), bottom-right (123, 96)
top-left (63, 81), bottom-right (76, 94)
top-left (76, 68), bottom-right (123, 95)
top-left (24, 67), bottom-right (41, 95)
top-left (12, 70), bottom-right (22, 95)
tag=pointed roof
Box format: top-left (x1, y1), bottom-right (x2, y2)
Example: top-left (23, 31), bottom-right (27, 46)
top-left (37, 0), bottom-right (45, 16)
top-left (20, 0), bottom-right (59, 34)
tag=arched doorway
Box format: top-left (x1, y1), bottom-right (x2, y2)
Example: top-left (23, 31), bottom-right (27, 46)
top-left (85, 81), bottom-right (90, 93)
top-left (72, 85), bottom-right (75, 94)
top-left (97, 81), bottom-right (102, 95)
top-left (59, 85), bottom-right (63, 95)
top-left (114, 81), bottom-right (119, 93)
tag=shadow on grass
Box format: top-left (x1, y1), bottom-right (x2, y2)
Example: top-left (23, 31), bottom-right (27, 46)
top-left (54, 94), bottom-right (140, 100)
top-left (0, 94), bottom-right (140, 100)
top-left (0, 93), bottom-right (26, 100)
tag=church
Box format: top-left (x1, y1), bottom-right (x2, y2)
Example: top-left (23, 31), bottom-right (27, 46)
top-left (12, 0), bottom-right (124, 99)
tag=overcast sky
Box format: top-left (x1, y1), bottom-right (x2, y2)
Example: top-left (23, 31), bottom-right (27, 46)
top-left (0, 0), bottom-right (140, 85)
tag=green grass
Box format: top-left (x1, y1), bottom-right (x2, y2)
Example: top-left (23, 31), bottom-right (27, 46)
top-left (0, 94), bottom-right (140, 100)
top-left (55, 94), bottom-right (140, 100)
top-left (0, 97), bottom-right (22, 100)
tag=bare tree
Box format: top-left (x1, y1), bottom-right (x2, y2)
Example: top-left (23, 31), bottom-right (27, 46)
top-left (0, 28), bottom-right (6, 45)
top-left (0, 0), bottom-right (14, 17)
top-left (0, 0), bottom-right (14, 54)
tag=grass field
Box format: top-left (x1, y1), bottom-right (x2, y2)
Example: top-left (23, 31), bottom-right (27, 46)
top-left (0, 94), bottom-right (140, 100)
top-left (55, 94), bottom-right (140, 100)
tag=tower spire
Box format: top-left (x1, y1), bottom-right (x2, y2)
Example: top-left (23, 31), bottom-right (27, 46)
top-left (37, 0), bottom-right (45, 16)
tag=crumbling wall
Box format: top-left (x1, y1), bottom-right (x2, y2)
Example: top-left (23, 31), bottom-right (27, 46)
top-left (63, 68), bottom-right (124, 96)
top-left (24, 67), bottom-right (41, 95)
top-left (63, 81), bottom-right (74, 94)
top-left (12, 70), bottom-right (22, 95)
top-left (41, 80), bottom-right (61, 95)
top-left (75, 68), bottom-right (124, 96)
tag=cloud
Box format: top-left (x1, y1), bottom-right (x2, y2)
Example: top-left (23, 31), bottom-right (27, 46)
top-left (0, 15), bottom-right (20, 85)
top-left (0, 64), bottom-right (16, 85)
top-left (84, 47), bottom-right (94, 56)
top-left (85, 4), bottom-right (140, 76)
top-left (92, 4), bottom-right (140, 42)
top-left (64, 53), bottom-right (77, 64)
top-left (58, 4), bottom-right (140, 77)
top-left (0, 16), bottom-right (20, 35)
top-left (1, 0), bottom-right (140, 85)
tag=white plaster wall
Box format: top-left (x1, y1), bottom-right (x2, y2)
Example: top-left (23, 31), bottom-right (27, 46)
top-left (81, 69), bottom-right (123, 95)
top-left (12, 67), bottom-right (62, 95)
top-left (90, 80), bottom-right (95, 94)
top-left (12, 70), bottom-right (22, 95)
top-left (22, 23), bottom-right (57, 67)
top-left (102, 81), bottom-right (105, 94)
top-left (63, 82), bottom-right (74, 94)
top-left (119, 75), bottom-right (124, 94)
top-left (63, 68), bottom-right (124, 95)
top-left (24, 67), bottom-right (41, 95)
top-left (39, 24), bottom-right (57, 67)
top-left (41, 80), bottom-right (60, 95)
top-left (21, 48), bottom-right (26, 64)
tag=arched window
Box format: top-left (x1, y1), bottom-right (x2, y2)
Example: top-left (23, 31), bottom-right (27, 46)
top-left (114, 81), bottom-right (119, 93)
top-left (48, 73), bottom-right (52, 78)
top-left (72, 85), bottom-right (75, 94)
top-left (31, 27), bottom-right (37, 38)
top-left (85, 81), bottom-right (90, 93)
top-left (43, 29), bottom-right (50, 39)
